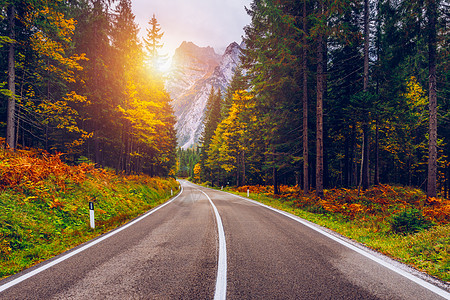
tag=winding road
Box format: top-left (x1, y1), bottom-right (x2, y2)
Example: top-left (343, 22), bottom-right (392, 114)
top-left (1, 180), bottom-right (449, 299)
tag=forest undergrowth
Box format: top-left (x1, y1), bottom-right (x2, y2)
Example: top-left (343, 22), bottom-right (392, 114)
top-left (228, 184), bottom-right (450, 282)
top-left (0, 147), bottom-right (179, 279)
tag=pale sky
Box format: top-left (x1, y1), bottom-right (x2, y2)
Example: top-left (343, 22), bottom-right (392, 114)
top-left (131, 0), bottom-right (252, 58)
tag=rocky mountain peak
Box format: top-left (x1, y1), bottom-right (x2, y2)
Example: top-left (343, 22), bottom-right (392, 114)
top-left (224, 42), bottom-right (240, 55)
top-left (165, 41), bottom-right (243, 149)
top-left (166, 42), bottom-right (221, 106)
top-left (172, 42), bottom-right (221, 68)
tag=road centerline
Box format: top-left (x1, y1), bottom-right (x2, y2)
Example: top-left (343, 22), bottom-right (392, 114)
top-left (197, 188), bottom-right (227, 300)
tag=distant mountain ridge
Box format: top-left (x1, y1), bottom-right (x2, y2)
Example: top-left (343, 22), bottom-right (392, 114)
top-left (165, 41), bottom-right (242, 149)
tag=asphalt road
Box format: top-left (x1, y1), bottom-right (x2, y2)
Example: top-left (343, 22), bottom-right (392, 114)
top-left (1, 180), bottom-right (449, 299)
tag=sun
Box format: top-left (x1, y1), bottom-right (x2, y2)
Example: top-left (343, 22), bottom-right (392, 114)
top-left (145, 56), bottom-right (172, 76)
top-left (156, 56), bottom-right (172, 74)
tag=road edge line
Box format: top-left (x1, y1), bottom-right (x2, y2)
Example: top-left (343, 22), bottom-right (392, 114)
top-left (227, 192), bottom-right (450, 299)
top-left (0, 184), bottom-right (184, 293)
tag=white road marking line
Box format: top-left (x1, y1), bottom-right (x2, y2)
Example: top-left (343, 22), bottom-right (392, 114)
top-left (197, 189), bottom-right (227, 300)
top-left (0, 185), bottom-right (184, 293)
top-left (227, 192), bottom-right (450, 299)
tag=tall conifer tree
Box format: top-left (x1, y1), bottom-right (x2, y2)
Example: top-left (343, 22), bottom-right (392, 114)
top-left (427, 0), bottom-right (438, 197)
top-left (6, 4), bottom-right (15, 150)
top-left (302, 0), bottom-right (309, 192)
top-left (144, 14), bottom-right (164, 70)
top-left (316, 0), bottom-right (325, 197)
top-left (361, 0), bottom-right (370, 191)
top-left (200, 87), bottom-right (222, 183)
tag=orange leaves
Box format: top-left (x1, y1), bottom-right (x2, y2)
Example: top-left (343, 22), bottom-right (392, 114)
top-left (0, 147), bottom-right (95, 193)
top-left (49, 198), bottom-right (65, 209)
top-left (235, 184), bottom-right (450, 224)
top-left (0, 234), bottom-right (11, 258)
top-left (193, 163), bottom-right (201, 182)
top-left (124, 175), bottom-right (173, 192)
top-left (423, 198), bottom-right (450, 224)
top-left (237, 185), bottom-right (304, 198)
top-left (237, 185), bottom-right (272, 194)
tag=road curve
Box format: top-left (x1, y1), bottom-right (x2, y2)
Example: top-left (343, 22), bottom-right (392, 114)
top-left (0, 183), bottom-right (218, 299)
top-left (1, 180), bottom-right (449, 299)
top-left (200, 183), bottom-right (449, 299)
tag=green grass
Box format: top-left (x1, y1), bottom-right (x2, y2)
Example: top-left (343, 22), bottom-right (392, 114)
top-left (0, 173), bottom-right (179, 279)
top-left (222, 188), bottom-right (450, 283)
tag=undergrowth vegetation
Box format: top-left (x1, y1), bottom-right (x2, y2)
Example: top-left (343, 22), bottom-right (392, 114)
top-left (0, 148), bottom-right (179, 279)
top-left (231, 184), bottom-right (450, 282)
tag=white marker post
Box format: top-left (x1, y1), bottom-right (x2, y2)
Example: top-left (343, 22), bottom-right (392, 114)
top-left (89, 202), bottom-right (95, 229)
top-left (171, 189), bottom-right (173, 196)
top-left (247, 188), bottom-right (249, 197)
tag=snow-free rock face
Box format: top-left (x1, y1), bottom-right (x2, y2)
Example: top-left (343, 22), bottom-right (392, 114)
top-left (166, 41), bottom-right (242, 149)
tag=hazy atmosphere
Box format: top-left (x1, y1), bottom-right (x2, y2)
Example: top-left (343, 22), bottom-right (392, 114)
top-left (132, 0), bottom-right (252, 55)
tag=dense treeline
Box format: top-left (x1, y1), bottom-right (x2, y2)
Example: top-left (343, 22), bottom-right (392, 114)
top-left (198, 0), bottom-right (449, 198)
top-left (176, 147), bottom-right (200, 179)
top-left (0, 0), bottom-right (176, 176)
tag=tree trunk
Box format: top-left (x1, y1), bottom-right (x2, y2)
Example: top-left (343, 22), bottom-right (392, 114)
top-left (16, 75), bottom-right (25, 148)
top-left (363, 0), bottom-right (369, 91)
top-left (446, 165), bottom-right (450, 199)
top-left (94, 131), bottom-right (102, 166)
top-left (361, 0), bottom-right (370, 191)
top-left (236, 151), bottom-right (240, 186)
top-left (374, 120), bottom-right (380, 185)
top-left (302, 0), bottom-right (309, 193)
top-left (352, 125), bottom-right (358, 186)
top-left (242, 150), bottom-right (246, 186)
top-left (316, 0), bottom-right (324, 198)
top-left (427, 0), bottom-right (438, 198)
top-left (362, 124), bottom-right (369, 190)
top-left (45, 125), bottom-right (49, 152)
top-left (374, 0), bottom-right (381, 187)
top-left (273, 166), bottom-right (279, 195)
top-left (6, 4), bottom-right (16, 150)
top-left (323, 35), bottom-right (329, 190)
top-left (344, 136), bottom-right (350, 187)
top-left (358, 132), bottom-right (364, 196)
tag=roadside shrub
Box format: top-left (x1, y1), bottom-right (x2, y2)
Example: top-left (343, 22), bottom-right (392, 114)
top-left (0, 146), bottom-right (178, 279)
top-left (76, 156), bottom-right (93, 165)
top-left (390, 209), bottom-right (432, 234)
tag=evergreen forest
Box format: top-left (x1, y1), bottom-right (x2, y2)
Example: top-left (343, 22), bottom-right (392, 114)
top-left (0, 0), bottom-right (176, 176)
top-left (2, 0), bottom-right (450, 198)
top-left (197, 0), bottom-right (450, 199)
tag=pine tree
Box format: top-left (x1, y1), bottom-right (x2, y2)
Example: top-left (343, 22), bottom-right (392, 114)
top-left (1, 0), bottom-right (89, 152)
top-left (0, 1), bottom-right (177, 176)
top-left (144, 14), bottom-right (164, 71)
top-left (327, 1), bottom-right (363, 188)
top-left (242, 0), bottom-right (304, 191)
top-left (6, 4), bottom-right (15, 150)
top-left (110, 0), bottom-right (140, 173)
top-left (315, 0), bottom-right (325, 198)
top-left (302, 0), bottom-right (309, 192)
top-left (361, 0), bottom-right (370, 192)
top-left (223, 67), bottom-right (246, 120)
top-left (71, 0), bottom-right (115, 165)
top-left (206, 90), bottom-right (254, 186)
top-left (200, 87), bottom-right (222, 184)
top-left (196, 0), bottom-right (450, 192)
top-left (427, 0), bottom-right (438, 197)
